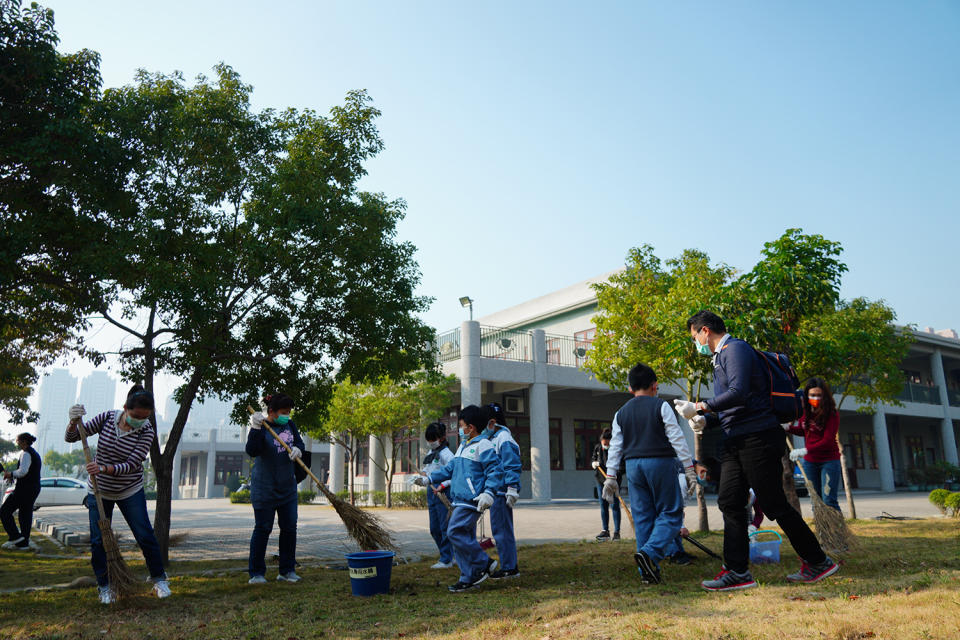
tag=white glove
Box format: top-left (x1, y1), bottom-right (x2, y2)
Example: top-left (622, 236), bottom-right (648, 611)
top-left (674, 399), bottom-right (699, 419)
top-left (505, 487), bottom-right (519, 508)
top-left (411, 474), bottom-right (429, 487)
top-left (789, 447), bottom-right (807, 462)
top-left (688, 415), bottom-right (707, 435)
top-left (591, 460), bottom-right (599, 469)
top-left (781, 422), bottom-right (794, 431)
top-left (248, 412), bottom-right (265, 430)
top-left (683, 465), bottom-right (698, 497)
top-left (475, 492), bottom-right (494, 512)
top-left (747, 524), bottom-right (758, 536)
top-left (68, 404), bottom-right (86, 420)
top-left (601, 477), bottom-right (619, 503)
top-left (288, 446), bottom-right (302, 461)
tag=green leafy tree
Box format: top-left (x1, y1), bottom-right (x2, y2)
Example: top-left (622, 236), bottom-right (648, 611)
top-left (87, 68), bottom-right (432, 560)
top-left (43, 448), bottom-right (89, 477)
top-left (319, 377), bottom-right (376, 505)
top-left (587, 246), bottom-right (734, 530)
top-left (0, 0), bottom-right (130, 422)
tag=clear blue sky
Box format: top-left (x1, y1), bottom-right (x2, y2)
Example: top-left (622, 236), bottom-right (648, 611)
top-left (20, 1), bottom-right (960, 424)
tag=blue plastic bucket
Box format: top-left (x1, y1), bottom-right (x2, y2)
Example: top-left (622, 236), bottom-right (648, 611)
top-left (345, 551), bottom-right (395, 596)
top-left (749, 529), bottom-right (782, 564)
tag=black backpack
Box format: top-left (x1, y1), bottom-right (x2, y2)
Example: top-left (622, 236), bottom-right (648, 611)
top-left (753, 348), bottom-right (803, 424)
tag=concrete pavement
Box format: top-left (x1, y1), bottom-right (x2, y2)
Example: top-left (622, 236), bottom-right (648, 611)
top-left (24, 490), bottom-right (942, 564)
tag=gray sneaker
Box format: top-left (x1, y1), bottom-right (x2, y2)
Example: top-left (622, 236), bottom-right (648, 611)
top-left (786, 557), bottom-right (839, 583)
top-left (247, 575), bottom-right (267, 584)
top-left (277, 572), bottom-right (301, 583)
top-left (701, 567), bottom-right (757, 591)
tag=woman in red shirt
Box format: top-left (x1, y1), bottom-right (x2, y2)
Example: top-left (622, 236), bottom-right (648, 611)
top-left (787, 378), bottom-right (842, 512)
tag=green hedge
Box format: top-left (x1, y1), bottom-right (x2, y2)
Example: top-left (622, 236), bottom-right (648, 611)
top-left (391, 490), bottom-right (427, 508)
top-left (945, 492), bottom-right (960, 517)
top-left (929, 488), bottom-right (950, 514)
top-left (298, 490), bottom-right (317, 504)
top-left (230, 489), bottom-right (251, 504)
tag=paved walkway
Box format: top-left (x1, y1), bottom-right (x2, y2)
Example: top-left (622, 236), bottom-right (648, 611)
top-left (29, 491), bottom-right (941, 563)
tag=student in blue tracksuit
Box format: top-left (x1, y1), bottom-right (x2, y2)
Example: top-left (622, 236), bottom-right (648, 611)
top-left (420, 421), bottom-right (454, 569)
top-left (482, 403), bottom-right (522, 579)
top-left (414, 405), bottom-right (504, 592)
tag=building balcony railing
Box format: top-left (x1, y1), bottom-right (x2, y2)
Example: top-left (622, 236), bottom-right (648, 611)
top-left (896, 382), bottom-right (942, 405)
top-left (436, 327), bottom-right (461, 363)
top-left (948, 388), bottom-right (960, 407)
top-left (544, 333), bottom-right (591, 368)
top-left (481, 326), bottom-right (533, 362)
top-left (435, 325), bottom-right (592, 369)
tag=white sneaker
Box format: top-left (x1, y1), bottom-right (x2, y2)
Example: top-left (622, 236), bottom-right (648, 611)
top-left (2, 537), bottom-right (24, 550)
top-left (98, 586), bottom-right (116, 604)
top-left (248, 575), bottom-right (267, 584)
top-left (277, 572), bottom-right (301, 583)
top-left (431, 560), bottom-right (455, 569)
top-left (153, 579), bottom-right (171, 598)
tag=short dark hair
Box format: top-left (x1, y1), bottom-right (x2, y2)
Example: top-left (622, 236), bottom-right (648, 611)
top-left (486, 402), bottom-right (505, 426)
top-left (125, 384), bottom-right (155, 411)
top-left (628, 363), bottom-right (657, 391)
top-left (16, 432), bottom-right (36, 446)
top-left (686, 310), bottom-right (726, 334)
top-left (600, 428), bottom-right (612, 441)
top-left (458, 405), bottom-right (485, 431)
top-left (425, 422), bottom-right (446, 442)
top-left (263, 393), bottom-right (295, 413)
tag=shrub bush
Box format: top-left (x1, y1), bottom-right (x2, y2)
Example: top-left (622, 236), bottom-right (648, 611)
top-left (929, 488), bottom-right (950, 514)
top-left (297, 490), bottom-right (317, 504)
top-left (334, 489), bottom-right (367, 503)
top-left (144, 489), bottom-right (157, 500)
top-left (391, 490), bottom-right (428, 508)
top-left (945, 492), bottom-right (960, 517)
top-left (369, 491), bottom-right (386, 506)
top-left (225, 473), bottom-right (242, 493)
top-left (230, 489), bottom-right (251, 504)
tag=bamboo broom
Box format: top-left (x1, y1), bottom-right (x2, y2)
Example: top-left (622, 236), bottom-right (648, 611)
top-left (247, 407), bottom-right (396, 551)
top-left (75, 420), bottom-right (139, 600)
top-left (406, 456), bottom-right (453, 516)
top-left (786, 438), bottom-right (855, 554)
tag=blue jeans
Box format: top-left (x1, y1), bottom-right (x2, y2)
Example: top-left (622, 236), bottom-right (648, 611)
top-left (802, 459), bottom-right (842, 512)
top-left (446, 506), bottom-right (490, 583)
top-left (489, 495), bottom-right (517, 571)
top-left (249, 498), bottom-right (298, 577)
top-left (597, 483), bottom-right (622, 533)
top-left (86, 490), bottom-right (166, 587)
top-left (625, 457), bottom-right (684, 566)
top-left (427, 489), bottom-right (453, 563)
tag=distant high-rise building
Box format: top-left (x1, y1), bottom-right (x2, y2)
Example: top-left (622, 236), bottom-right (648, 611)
top-left (77, 371), bottom-right (117, 417)
top-left (35, 368), bottom-right (78, 455)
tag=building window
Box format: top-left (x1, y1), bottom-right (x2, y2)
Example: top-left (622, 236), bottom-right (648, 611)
top-left (545, 338), bottom-right (561, 365)
top-left (503, 416), bottom-right (563, 470)
top-left (574, 328), bottom-right (596, 344)
top-left (905, 436), bottom-right (924, 468)
top-left (395, 429), bottom-right (420, 474)
top-left (863, 434), bottom-right (877, 470)
top-left (574, 419), bottom-right (611, 470)
top-left (214, 454), bottom-right (243, 485)
top-left (188, 456), bottom-right (199, 486)
top-left (355, 441), bottom-right (370, 477)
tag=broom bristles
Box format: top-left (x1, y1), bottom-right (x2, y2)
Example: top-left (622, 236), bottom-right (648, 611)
top-left (318, 483), bottom-right (396, 551)
top-left (99, 519), bottom-right (140, 600)
top-left (808, 486), bottom-right (857, 555)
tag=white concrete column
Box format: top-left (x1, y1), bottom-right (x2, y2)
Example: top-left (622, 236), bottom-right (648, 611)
top-left (328, 435), bottom-right (345, 492)
top-left (299, 435), bottom-right (313, 490)
top-left (529, 329), bottom-right (552, 503)
top-left (872, 407), bottom-right (895, 492)
top-left (171, 445), bottom-right (182, 500)
top-left (206, 429), bottom-right (218, 499)
top-left (930, 349), bottom-right (960, 464)
top-left (368, 434), bottom-right (385, 493)
top-left (460, 321), bottom-right (482, 407)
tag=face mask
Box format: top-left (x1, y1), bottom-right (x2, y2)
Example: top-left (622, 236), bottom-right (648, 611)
top-left (427, 441), bottom-right (440, 450)
top-left (125, 414), bottom-right (146, 429)
top-left (458, 427), bottom-right (466, 439)
top-left (694, 332), bottom-right (712, 356)
top-left (602, 444), bottom-right (609, 450)
top-left (808, 397), bottom-right (821, 408)
top-left (274, 414), bottom-right (291, 425)
top-left (696, 476), bottom-right (710, 488)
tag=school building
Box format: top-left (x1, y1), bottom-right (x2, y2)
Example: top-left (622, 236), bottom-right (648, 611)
top-left (326, 271), bottom-right (960, 501)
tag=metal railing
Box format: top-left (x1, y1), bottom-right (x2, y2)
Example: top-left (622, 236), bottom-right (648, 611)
top-left (435, 328), bottom-right (461, 363)
top-left (544, 334), bottom-right (591, 368)
top-left (480, 326), bottom-right (533, 362)
top-left (896, 382), bottom-right (942, 405)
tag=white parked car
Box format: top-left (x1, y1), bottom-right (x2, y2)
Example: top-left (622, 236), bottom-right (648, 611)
top-left (3, 477), bottom-right (88, 507)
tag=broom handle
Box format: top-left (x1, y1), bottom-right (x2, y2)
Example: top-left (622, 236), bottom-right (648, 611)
top-left (785, 437), bottom-right (813, 486)
top-left (246, 406), bottom-right (325, 491)
top-left (406, 456), bottom-right (453, 511)
top-left (74, 420), bottom-right (109, 521)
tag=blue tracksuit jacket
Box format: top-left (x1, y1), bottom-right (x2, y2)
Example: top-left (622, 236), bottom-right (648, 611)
top-left (484, 425), bottom-right (522, 494)
top-left (428, 434), bottom-right (504, 510)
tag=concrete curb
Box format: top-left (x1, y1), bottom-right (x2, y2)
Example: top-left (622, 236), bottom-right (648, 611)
top-left (33, 516), bottom-right (89, 547)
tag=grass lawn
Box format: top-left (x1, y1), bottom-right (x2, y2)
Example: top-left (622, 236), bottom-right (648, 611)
top-left (0, 519), bottom-right (957, 639)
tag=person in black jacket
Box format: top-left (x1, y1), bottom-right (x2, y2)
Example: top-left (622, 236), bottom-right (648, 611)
top-left (246, 393), bottom-right (306, 584)
top-left (591, 429), bottom-right (621, 541)
top-left (675, 311), bottom-right (838, 591)
top-left (1, 433), bottom-right (41, 550)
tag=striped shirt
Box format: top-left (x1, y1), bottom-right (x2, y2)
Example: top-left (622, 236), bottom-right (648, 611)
top-left (65, 410), bottom-right (155, 501)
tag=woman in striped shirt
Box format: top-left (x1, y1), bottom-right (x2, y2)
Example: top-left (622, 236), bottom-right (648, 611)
top-left (65, 384), bottom-right (171, 604)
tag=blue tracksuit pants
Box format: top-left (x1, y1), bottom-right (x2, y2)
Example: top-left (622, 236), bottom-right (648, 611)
top-left (427, 489), bottom-right (453, 563)
top-left (446, 506), bottom-right (490, 582)
top-left (489, 494), bottom-right (517, 571)
top-left (626, 457), bottom-right (684, 567)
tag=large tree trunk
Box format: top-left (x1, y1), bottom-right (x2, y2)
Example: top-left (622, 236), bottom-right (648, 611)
top-left (152, 369), bottom-right (204, 564)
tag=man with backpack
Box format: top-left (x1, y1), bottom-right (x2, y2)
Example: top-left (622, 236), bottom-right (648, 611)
top-left (674, 310), bottom-right (838, 591)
